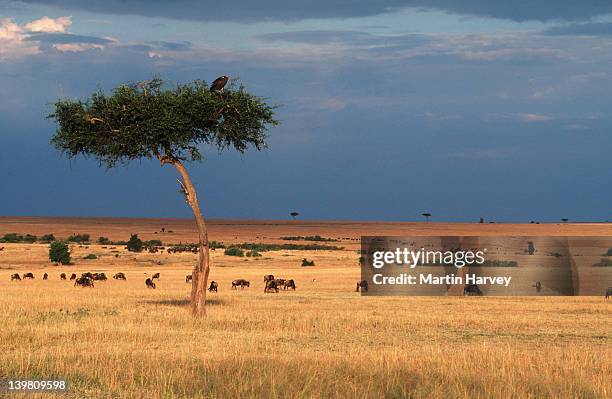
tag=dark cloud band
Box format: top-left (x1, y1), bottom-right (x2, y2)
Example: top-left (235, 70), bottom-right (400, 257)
top-left (11, 0), bottom-right (612, 22)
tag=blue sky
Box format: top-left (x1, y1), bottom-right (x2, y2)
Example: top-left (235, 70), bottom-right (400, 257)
top-left (1, 1), bottom-right (611, 222)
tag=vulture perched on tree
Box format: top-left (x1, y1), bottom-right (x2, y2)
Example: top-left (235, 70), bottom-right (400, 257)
top-left (210, 75), bottom-right (229, 92)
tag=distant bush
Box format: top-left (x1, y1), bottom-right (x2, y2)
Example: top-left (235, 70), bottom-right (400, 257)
top-left (126, 234), bottom-right (143, 252)
top-left (67, 234), bottom-right (90, 243)
top-left (1, 233), bottom-right (23, 243)
top-left (224, 247), bottom-right (244, 257)
top-left (0, 233), bottom-right (37, 243)
top-left (83, 254), bottom-right (98, 260)
top-left (593, 258), bottom-right (612, 267)
top-left (39, 234), bottom-right (56, 243)
top-left (246, 250), bottom-right (261, 257)
top-left (145, 239), bottom-right (163, 247)
top-left (603, 248), bottom-right (612, 256)
top-left (301, 258), bottom-right (315, 266)
top-left (98, 236), bottom-right (111, 245)
top-left (22, 234), bottom-right (37, 243)
top-left (480, 260), bottom-right (518, 267)
top-left (281, 235), bottom-right (339, 242)
top-left (236, 242), bottom-right (342, 252)
top-left (49, 241), bottom-right (71, 265)
top-left (210, 241), bottom-right (225, 249)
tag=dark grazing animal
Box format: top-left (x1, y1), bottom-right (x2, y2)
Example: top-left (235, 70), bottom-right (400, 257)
top-left (186, 274), bottom-right (193, 283)
top-left (74, 276), bottom-right (94, 287)
top-left (145, 278), bottom-right (156, 289)
top-left (231, 279), bottom-right (250, 289)
top-left (92, 273), bottom-right (107, 281)
top-left (60, 273), bottom-right (67, 280)
top-left (10, 273), bottom-right (21, 281)
top-left (208, 281), bottom-right (218, 292)
top-left (533, 281), bottom-right (542, 292)
top-left (23, 272), bottom-right (34, 279)
top-left (70, 273), bottom-right (77, 280)
top-left (264, 279), bottom-right (279, 293)
top-left (113, 272), bottom-right (126, 280)
top-left (284, 279), bottom-right (296, 290)
top-left (355, 280), bottom-right (368, 292)
top-left (81, 272), bottom-right (93, 279)
top-left (152, 273), bottom-right (160, 280)
top-left (273, 278), bottom-right (286, 288)
top-left (210, 75), bottom-right (229, 92)
top-left (43, 273), bottom-right (48, 280)
top-left (263, 274), bottom-right (275, 283)
top-left (464, 284), bottom-right (483, 296)
top-left (606, 287), bottom-right (612, 299)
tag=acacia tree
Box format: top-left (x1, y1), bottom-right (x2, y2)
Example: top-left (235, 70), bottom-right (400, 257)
top-left (49, 78), bottom-right (277, 316)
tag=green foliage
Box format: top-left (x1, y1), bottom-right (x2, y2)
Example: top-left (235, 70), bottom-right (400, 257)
top-left (145, 239), bottom-right (163, 247)
top-left (49, 241), bottom-right (71, 265)
top-left (301, 258), bottom-right (315, 266)
top-left (280, 235), bottom-right (339, 242)
top-left (0, 233), bottom-right (37, 243)
top-left (236, 242), bottom-right (342, 252)
top-left (246, 250), bottom-right (261, 257)
top-left (49, 78), bottom-right (278, 168)
top-left (126, 234), bottom-right (143, 252)
top-left (603, 248), bottom-right (612, 256)
top-left (83, 254), bottom-right (98, 260)
top-left (480, 260), bottom-right (518, 267)
top-left (68, 234), bottom-right (90, 243)
top-left (39, 234), bottom-right (56, 243)
top-left (98, 236), bottom-right (111, 244)
top-left (224, 247), bottom-right (244, 257)
top-left (210, 241), bottom-right (226, 249)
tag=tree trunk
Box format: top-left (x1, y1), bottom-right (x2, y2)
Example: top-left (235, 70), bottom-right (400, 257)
top-left (171, 160), bottom-right (210, 317)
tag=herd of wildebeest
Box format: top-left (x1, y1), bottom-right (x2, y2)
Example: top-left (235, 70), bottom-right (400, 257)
top-left (8, 271), bottom-right (298, 293)
top-left (7, 272), bottom-right (612, 298)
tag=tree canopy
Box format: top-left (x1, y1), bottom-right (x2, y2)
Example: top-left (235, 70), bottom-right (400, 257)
top-left (49, 78), bottom-right (278, 167)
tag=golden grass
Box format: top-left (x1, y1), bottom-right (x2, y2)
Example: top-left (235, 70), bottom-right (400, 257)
top-left (0, 219), bottom-right (611, 398)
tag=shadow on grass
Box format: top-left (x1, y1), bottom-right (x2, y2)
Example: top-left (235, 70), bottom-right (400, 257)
top-left (140, 298), bottom-right (225, 307)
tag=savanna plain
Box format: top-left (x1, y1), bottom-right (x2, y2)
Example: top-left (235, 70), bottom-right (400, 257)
top-left (0, 217), bottom-right (610, 399)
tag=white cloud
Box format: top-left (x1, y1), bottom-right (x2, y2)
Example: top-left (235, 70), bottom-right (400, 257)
top-left (53, 43), bottom-right (104, 52)
top-left (517, 113), bottom-right (555, 122)
top-left (24, 16), bottom-right (72, 33)
top-left (0, 19), bottom-right (40, 61)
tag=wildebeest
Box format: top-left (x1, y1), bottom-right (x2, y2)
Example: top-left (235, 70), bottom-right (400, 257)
top-left (74, 276), bottom-right (94, 288)
top-left (81, 272), bottom-right (93, 279)
top-left (113, 272), bottom-right (126, 280)
top-left (145, 278), bottom-right (156, 289)
top-left (533, 281), bottom-right (542, 292)
top-left (60, 273), bottom-right (67, 280)
top-left (208, 281), bottom-right (218, 292)
top-left (284, 279), bottom-right (296, 290)
top-left (464, 284), bottom-right (483, 296)
top-left (263, 274), bottom-right (274, 283)
top-left (69, 273), bottom-right (77, 280)
top-left (273, 278), bottom-right (286, 288)
top-left (186, 274), bottom-right (193, 283)
top-left (92, 272), bottom-right (107, 281)
top-left (264, 279), bottom-right (279, 293)
top-left (10, 273), bottom-right (21, 281)
top-left (43, 273), bottom-right (48, 280)
top-left (355, 280), bottom-right (368, 292)
top-left (152, 273), bottom-right (160, 280)
top-left (606, 287), bottom-right (612, 299)
top-left (23, 272), bottom-right (34, 279)
top-left (231, 279), bottom-right (250, 289)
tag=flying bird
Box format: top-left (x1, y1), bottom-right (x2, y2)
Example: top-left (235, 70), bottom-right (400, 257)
top-left (210, 75), bottom-right (229, 92)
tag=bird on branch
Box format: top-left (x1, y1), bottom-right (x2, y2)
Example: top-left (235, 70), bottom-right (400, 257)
top-left (210, 75), bottom-right (229, 93)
